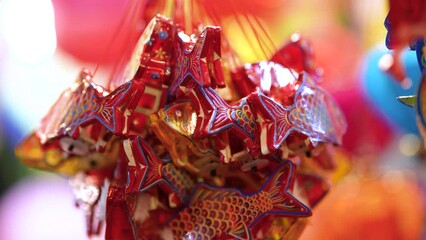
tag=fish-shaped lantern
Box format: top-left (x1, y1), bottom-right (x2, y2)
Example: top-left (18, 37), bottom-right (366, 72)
top-left (166, 160), bottom-right (311, 239)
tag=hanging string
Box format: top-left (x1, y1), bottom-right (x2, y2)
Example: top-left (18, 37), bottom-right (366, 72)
top-left (243, 13), bottom-right (272, 59)
top-left (105, 0), bottom-right (146, 89)
top-left (184, 0), bottom-right (193, 33)
top-left (164, 0), bottom-right (175, 19)
top-left (245, 14), bottom-right (276, 58)
top-left (211, 0), bottom-right (279, 61)
top-left (229, 4), bottom-right (263, 60)
top-left (96, 0), bottom-right (285, 89)
top-left (205, 3), bottom-right (241, 69)
top-left (248, 14), bottom-right (299, 79)
top-left (200, 0), bottom-right (298, 80)
top-left (251, 14), bottom-right (278, 56)
top-left (91, 0), bottom-right (138, 84)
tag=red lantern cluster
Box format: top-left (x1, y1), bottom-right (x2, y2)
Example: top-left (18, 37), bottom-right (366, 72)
top-left (16, 14), bottom-right (347, 239)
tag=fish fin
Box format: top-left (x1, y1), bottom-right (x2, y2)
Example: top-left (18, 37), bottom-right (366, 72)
top-left (189, 183), bottom-right (239, 206)
top-left (95, 84), bottom-right (129, 132)
top-left (262, 161), bottom-right (311, 217)
top-left (124, 137), bottom-right (166, 193)
top-left (228, 222), bottom-right (250, 239)
top-left (96, 81), bottom-right (145, 135)
top-left (98, 106), bottom-right (116, 131)
top-left (249, 93), bottom-right (292, 152)
top-left (136, 138), bottom-right (169, 192)
top-left (397, 95), bottom-right (416, 107)
top-left (191, 87), bottom-right (233, 138)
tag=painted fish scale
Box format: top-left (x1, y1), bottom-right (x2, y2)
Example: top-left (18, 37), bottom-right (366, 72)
top-left (169, 191), bottom-right (279, 239)
top-left (163, 163), bottom-right (195, 198)
top-left (62, 90), bottom-right (101, 130)
top-left (169, 204), bottom-right (233, 239)
top-left (292, 94), bottom-right (327, 132)
top-left (166, 161), bottom-right (312, 239)
top-left (169, 206), bottom-right (226, 239)
top-left (288, 85), bottom-right (339, 144)
top-left (286, 74), bottom-right (347, 145)
top-left (58, 76), bottom-right (103, 133)
top-left (309, 94), bottom-right (330, 133)
top-left (230, 102), bottom-right (256, 136)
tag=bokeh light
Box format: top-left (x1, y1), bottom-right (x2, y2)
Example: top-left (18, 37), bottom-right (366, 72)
top-left (0, 0), bottom-right (56, 65)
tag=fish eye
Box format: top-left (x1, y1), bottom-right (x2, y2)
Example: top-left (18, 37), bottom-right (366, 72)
top-left (89, 159), bottom-right (97, 167)
top-left (59, 137), bottom-right (90, 156)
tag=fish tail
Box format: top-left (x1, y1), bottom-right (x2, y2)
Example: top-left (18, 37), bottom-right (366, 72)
top-left (247, 93), bottom-right (292, 154)
top-left (202, 27), bottom-right (225, 88)
top-left (138, 138), bottom-right (190, 207)
top-left (136, 138), bottom-right (165, 191)
top-left (191, 87), bottom-right (232, 138)
top-left (162, 163), bottom-right (194, 203)
top-left (98, 105), bottom-right (115, 130)
top-left (262, 161), bottom-right (311, 217)
top-left (97, 81), bottom-right (145, 135)
top-left (123, 137), bottom-right (164, 194)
